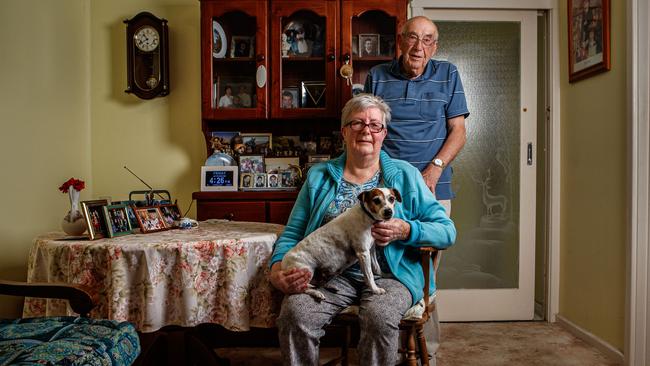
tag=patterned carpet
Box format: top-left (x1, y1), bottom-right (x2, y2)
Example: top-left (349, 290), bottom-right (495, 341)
top-left (216, 321), bottom-right (621, 365)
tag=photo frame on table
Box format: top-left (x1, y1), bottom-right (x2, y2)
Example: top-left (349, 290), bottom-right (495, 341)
top-left (81, 199), bottom-right (109, 240)
top-left (112, 201), bottom-right (140, 233)
top-left (103, 204), bottom-right (132, 238)
top-left (267, 173), bottom-right (281, 188)
top-left (240, 172), bottom-right (254, 188)
top-left (212, 20), bottom-right (227, 58)
top-left (239, 154), bottom-right (265, 173)
top-left (568, 0), bottom-right (610, 82)
top-left (230, 35), bottom-right (254, 58)
top-left (240, 133), bottom-right (272, 155)
top-left (134, 207), bottom-right (167, 233)
top-left (265, 157), bottom-right (300, 173)
top-left (253, 173), bottom-right (267, 188)
top-left (159, 204), bottom-right (182, 228)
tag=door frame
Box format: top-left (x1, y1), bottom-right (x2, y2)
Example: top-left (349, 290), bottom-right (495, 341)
top-left (626, 0), bottom-right (650, 365)
top-left (410, 0), bottom-right (561, 322)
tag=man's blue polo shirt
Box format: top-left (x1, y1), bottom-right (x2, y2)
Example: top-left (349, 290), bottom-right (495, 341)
top-left (365, 58), bottom-right (469, 200)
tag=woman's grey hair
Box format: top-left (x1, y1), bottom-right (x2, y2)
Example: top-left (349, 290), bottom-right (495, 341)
top-left (341, 94), bottom-right (392, 127)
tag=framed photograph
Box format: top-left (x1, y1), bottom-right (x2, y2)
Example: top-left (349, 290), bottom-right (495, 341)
top-left (308, 154), bottom-right (330, 163)
top-left (230, 35), bottom-right (254, 58)
top-left (217, 82), bottom-right (255, 109)
top-left (253, 173), bottom-right (267, 188)
top-left (239, 154), bottom-right (265, 173)
top-left (212, 20), bottom-right (227, 58)
top-left (281, 165), bottom-right (302, 187)
top-left (112, 201), bottom-right (140, 233)
top-left (300, 81), bottom-right (326, 108)
top-left (319, 136), bottom-right (332, 153)
top-left (240, 133), bottom-right (272, 154)
top-left (358, 34), bottom-right (380, 57)
top-left (568, 0), bottom-right (610, 82)
top-left (103, 204), bottom-right (132, 237)
top-left (265, 157), bottom-right (300, 173)
top-left (240, 172), bottom-right (254, 188)
top-left (81, 199), bottom-right (109, 240)
top-left (283, 20), bottom-right (324, 57)
top-left (267, 173), bottom-right (281, 188)
top-left (272, 136), bottom-right (301, 154)
top-left (134, 207), bottom-right (167, 233)
top-left (159, 204), bottom-right (182, 228)
top-left (379, 34), bottom-right (396, 57)
top-left (281, 87), bottom-right (299, 109)
top-left (201, 165), bottom-right (239, 192)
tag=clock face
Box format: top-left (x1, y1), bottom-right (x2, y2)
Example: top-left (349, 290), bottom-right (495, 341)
top-left (134, 26), bottom-right (160, 52)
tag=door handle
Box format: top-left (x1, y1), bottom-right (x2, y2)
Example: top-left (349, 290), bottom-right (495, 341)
top-left (527, 143), bottom-right (533, 166)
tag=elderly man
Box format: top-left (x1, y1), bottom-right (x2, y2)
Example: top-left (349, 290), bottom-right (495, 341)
top-left (365, 15), bottom-right (469, 364)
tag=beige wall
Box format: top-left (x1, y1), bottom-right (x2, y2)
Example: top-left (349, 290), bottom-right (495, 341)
top-left (0, 0), bottom-right (93, 317)
top-left (89, 0), bottom-right (202, 207)
top-left (559, 0), bottom-right (626, 351)
top-left (0, 0), bottom-right (202, 318)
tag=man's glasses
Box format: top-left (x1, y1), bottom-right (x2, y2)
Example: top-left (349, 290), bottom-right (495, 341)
top-left (403, 33), bottom-right (437, 47)
top-left (344, 120), bottom-right (385, 133)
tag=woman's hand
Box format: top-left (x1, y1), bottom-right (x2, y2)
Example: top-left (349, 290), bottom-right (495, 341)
top-left (371, 218), bottom-right (411, 246)
top-left (269, 262), bottom-right (311, 294)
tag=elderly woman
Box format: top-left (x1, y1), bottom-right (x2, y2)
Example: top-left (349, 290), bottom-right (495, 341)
top-left (269, 94), bottom-right (455, 365)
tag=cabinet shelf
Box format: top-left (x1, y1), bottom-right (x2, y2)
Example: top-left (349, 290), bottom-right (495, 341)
top-left (352, 56), bottom-right (393, 62)
top-left (213, 57), bottom-right (256, 62)
top-left (281, 57), bottom-right (326, 62)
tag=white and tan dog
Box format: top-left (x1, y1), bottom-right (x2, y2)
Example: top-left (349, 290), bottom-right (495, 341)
top-left (281, 187), bottom-right (402, 300)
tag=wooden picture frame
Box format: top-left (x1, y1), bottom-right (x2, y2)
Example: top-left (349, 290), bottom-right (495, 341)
top-left (159, 203), bottom-right (182, 228)
top-left (134, 207), bottom-right (168, 233)
top-left (239, 154), bottom-right (265, 173)
top-left (568, 0), bottom-right (610, 82)
top-left (103, 204), bottom-right (132, 237)
top-left (240, 133), bottom-right (272, 155)
top-left (81, 199), bottom-right (109, 240)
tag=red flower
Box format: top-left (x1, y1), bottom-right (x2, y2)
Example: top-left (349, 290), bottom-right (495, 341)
top-left (59, 178), bottom-right (85, 193)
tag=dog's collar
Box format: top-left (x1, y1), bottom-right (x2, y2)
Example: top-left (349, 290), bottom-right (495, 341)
top-left (360, 202), bottom-right (381, 223)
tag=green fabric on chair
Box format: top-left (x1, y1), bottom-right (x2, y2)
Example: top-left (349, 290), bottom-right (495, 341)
top-left (0, 316), bottom-right (140, 366)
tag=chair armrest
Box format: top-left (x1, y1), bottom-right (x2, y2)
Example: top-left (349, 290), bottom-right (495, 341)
top-left (0, 280), bottom-right (95, 317)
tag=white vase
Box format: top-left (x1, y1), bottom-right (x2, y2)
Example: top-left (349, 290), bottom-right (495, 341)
top-left (61, 187), bottom-right (86, 236)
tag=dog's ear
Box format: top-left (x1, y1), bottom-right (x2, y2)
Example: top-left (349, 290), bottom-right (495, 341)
top-left (390, 188), bottom-right (402, 202)
top-left (358, 191), bottom-right (368, 203)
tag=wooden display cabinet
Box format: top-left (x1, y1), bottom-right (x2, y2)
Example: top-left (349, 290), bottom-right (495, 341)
top-left (196, 0), bottom-right (406, 224)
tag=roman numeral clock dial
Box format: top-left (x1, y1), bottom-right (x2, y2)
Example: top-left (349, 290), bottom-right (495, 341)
top-left (124, 12), bottom-right (170, 99)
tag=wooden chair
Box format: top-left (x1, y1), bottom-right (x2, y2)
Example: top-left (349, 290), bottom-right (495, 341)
top-left (325, 247), bottom-right (442, 366)
top-left (0, 279), bottom-right (141, 366)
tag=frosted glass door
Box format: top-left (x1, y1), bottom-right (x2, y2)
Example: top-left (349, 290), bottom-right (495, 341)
top-left (426, 10), bottom-right (537, 321)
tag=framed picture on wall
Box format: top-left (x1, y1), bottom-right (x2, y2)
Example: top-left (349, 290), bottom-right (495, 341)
top-left (568, 0), bottom-right (610, 82)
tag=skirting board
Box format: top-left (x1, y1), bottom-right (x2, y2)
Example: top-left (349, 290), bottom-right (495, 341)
top-left (555, 315), bottom-right (624, 365)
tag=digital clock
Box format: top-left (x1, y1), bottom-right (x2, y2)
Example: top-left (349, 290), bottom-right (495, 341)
top-left (200, 166), bottom-right (239, 192)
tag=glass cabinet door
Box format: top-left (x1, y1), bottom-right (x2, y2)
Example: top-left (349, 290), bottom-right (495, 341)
top-left (201, 1), bottom-right (268, 119)
top-left (340, 1), bottom-right (405, 105)
top-left (270, 1), bottom-right (338, 118)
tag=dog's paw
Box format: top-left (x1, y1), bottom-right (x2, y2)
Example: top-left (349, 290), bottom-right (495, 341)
top-left (371, 287), bottom-right (386, 295)
top-left (305, 289), bottom-right (326, 301)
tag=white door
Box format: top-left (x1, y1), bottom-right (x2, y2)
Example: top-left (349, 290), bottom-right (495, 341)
top-left (427, 9), bottom-right (538, 321)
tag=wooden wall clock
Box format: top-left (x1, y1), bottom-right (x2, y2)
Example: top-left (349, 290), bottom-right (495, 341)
top-left (124, 11), bottom-right (170, 99)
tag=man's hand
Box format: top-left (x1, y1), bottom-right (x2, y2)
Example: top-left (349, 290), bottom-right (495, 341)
top-left (269, 262), bottom-right (311, 294)
top-left (421, 165), bottom-right (442, 194)
top-left (371, 218), bottom-right (411, 246)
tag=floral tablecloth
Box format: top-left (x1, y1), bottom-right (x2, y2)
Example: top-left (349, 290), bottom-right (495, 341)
top-left (24, 220), bottom-right (286, 333)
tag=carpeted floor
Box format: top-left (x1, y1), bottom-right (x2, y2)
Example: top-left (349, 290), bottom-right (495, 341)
top-left (216, 322), bottom-right (621, 365)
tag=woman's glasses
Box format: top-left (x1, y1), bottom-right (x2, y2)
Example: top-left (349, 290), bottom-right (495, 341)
top-left (344, 120), bottom-right (385, 133)
top-left (403, 33), bottom-right (437, 47)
